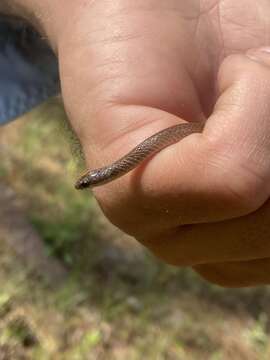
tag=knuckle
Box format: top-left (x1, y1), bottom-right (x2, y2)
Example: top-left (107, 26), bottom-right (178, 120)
top-left (204, 140), bottom-right (267, 215)
top-left (141, 235), bottom-right (196, 267)
top-left (217, 164), bottom-right (265, 215)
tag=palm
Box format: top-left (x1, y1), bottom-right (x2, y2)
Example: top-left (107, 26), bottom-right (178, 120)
top-left (171, 0), bottom-right (270, 118)
top-left (63, 0), bottom-right (270, 135)
top-left (210, 0), bottom-right (270, 53)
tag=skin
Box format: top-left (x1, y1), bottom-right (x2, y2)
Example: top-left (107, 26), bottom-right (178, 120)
top-left (3, 0), bottom-right (270, 287)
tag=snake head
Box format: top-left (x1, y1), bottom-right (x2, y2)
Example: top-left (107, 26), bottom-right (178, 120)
top-left (74, 176), bottom-right (91, 190)
top-left (74, 169), bottom-right (108, 190)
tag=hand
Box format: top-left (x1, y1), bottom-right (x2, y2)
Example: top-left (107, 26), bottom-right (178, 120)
top-left (6, 0), bottom-right (270, 287)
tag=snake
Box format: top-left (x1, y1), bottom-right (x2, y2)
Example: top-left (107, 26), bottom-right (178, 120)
top-left (75, 121), bottom-right (204, 190)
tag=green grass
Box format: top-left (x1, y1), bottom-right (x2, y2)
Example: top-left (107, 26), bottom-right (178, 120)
top-left (0, 100), bottom-right (270, 359)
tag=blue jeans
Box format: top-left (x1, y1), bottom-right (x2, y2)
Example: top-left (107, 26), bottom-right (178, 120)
top-left (0, 16), bottom-right (60, 125)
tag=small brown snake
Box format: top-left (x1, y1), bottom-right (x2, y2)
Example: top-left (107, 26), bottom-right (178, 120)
top-left (75, 121), bottom-right (204, 190)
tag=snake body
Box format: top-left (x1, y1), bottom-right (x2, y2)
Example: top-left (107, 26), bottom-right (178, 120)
top-left (75, 121), bottom-right (204, 190)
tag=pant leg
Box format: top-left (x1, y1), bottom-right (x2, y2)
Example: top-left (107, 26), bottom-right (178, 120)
top-left (0, 16), bottom-right (60, 125)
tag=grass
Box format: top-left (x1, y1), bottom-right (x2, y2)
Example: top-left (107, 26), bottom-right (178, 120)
top-left (0, 99), bottom-right (270, 359)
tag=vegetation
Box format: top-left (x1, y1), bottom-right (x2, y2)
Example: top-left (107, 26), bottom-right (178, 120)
top-left (0, 100), bottom-right (270, 359)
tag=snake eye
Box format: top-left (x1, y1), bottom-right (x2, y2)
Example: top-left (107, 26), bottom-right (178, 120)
top-left (75, 177), bottom-right (89, 190)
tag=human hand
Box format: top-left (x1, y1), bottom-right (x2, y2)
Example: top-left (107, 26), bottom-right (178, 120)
top-left (6, 0), bottom-right (270, 287)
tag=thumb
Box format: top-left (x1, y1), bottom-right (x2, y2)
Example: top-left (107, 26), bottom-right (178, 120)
top-left (133, 48), bottom-right (270, 227)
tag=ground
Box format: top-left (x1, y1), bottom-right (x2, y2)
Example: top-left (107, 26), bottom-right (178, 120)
top-left (0, 100), bottom-right (269, 359)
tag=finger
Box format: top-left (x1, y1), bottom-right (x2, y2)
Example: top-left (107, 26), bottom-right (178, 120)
top-left (95, 48), bottom-right (270, 236)
top-left (194, 258), bottom-right (270, 287)
top-left (130, 48), bottom-right (270, 229)
top-left (137, 49), bottom-right (270, 267)
top-left (141, 199), bottom-right (270, 267)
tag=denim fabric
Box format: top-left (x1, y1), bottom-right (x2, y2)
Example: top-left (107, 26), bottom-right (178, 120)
top-left (0, 16), bottom-right (60, 125)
